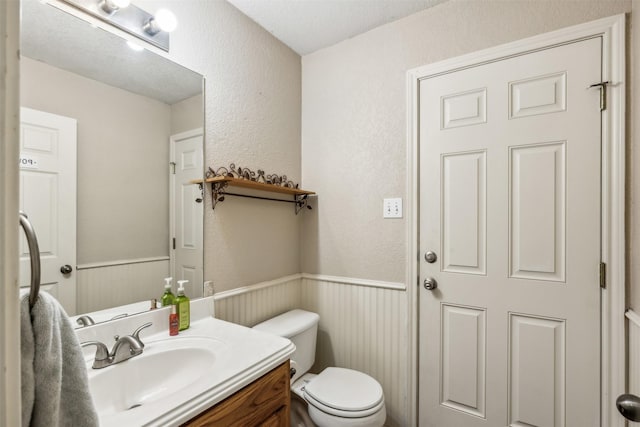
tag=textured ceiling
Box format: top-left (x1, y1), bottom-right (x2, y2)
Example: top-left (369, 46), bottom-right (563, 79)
top-left (20, 0), bottom-right (202, 105)
top-left (226, 0), bottom-right (447, 55)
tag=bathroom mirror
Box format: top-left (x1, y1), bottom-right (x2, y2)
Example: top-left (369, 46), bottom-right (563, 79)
top-left (19, 0), bottom-right (205, 322)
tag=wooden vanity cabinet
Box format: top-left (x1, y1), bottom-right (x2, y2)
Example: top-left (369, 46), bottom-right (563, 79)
top-left (183, 360), bottom-right (291, 427)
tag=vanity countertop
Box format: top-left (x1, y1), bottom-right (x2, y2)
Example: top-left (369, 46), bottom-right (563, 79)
top-left (76, 298), bottom-right (294, 427)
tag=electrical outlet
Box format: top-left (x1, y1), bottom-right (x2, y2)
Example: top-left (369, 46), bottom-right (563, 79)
top-left (383, 198), bottom-right (402, 218)
top-left (203, 281), bottom-right (215, 297)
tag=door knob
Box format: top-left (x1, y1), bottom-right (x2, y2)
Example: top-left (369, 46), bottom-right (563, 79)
top-left (423, 277), bottom-right (437, 290)
top-left (617, 394), bottom-right (640, 421)
top-left (60, 264), bottom-right (73, 275)
top-left (425, 251), bottom-right (437, 263)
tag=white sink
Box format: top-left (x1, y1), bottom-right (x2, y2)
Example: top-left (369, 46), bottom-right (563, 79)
top-left (77, 311), bottom-right (295, 427)
top-left (87, 336), bottom-right (228, 417)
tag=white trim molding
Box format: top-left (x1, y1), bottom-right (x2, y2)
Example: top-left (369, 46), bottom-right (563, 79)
top-left (406, 14), bottom-right (626, 427)
top-left (213, 273), bottom-right (303, 300)
top-left (626, 310), bottom-right (640, 396)
top-left (0, 2), bottom-right (20, 426)
top-left (214, 272), bottom-right (406, 302)
top-left (76, 256), bottom-right (170, 270)
top-left (301, 273), bottom-right (406, 291)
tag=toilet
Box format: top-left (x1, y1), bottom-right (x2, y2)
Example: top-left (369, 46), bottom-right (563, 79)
top-left (253, 309), bottom-right (386, 427)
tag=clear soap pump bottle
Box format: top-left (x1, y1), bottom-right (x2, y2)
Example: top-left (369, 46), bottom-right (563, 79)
top-left (161, 277), bottom-right (175, 307)
top-left (175, 280), bottom-right (190, 331)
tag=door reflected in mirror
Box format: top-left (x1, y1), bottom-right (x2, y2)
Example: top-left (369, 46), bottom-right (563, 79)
top-left (19, 0), bottom-right (205, 322)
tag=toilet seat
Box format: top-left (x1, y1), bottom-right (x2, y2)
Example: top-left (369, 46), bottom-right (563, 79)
top-left (303, 367), bottom-right (384, 418)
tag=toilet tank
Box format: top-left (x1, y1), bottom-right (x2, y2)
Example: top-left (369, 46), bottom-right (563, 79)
top-left (253, 309), bottom-right (320, 379)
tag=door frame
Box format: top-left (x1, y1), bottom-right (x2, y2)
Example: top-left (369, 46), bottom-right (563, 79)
top-left (0, 1), bottom-right (21, 425)
top-left (405, 14), bottom-right (626, 427)
top-left (169, 127), bottom-right (204, 280)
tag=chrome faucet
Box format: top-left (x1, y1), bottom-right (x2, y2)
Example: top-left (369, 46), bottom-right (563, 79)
top-left (76, 315), bottom-right (96, 327)
top-left (81, 322), bottom-right (153, 369)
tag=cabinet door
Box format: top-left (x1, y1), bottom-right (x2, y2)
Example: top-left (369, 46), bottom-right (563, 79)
top-left (259, 406), bottom-right (288, 427)
top-left (184, 361), bottom-right (290, 427)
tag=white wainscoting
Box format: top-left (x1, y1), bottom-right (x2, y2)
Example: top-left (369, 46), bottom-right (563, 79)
top-left (214, 274), bottom-right (302, 327)
top-left (76, 257), bottom-right (169, 313)
top-left (301, 275), bottom-right (408, 427)
top-left (213, 273), bottom-right (409, 427)
top-left (627, 310), bottom-right (640, 403)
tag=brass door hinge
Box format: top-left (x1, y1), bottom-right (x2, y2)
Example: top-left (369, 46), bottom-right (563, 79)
top-left (600, 262), bottom-right (606, 289)
top-left (589, 81), bottom-right (609, 111)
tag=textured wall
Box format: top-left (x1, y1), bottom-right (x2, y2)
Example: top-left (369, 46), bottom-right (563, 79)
top-left (20, 57), bottom-right (171, 264)
top-left (134, 0), bottom-right (303, 293)
top-left (301, 0), bottom-right (631, 283)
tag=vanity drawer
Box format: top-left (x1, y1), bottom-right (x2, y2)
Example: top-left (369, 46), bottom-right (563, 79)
top-left (183, 360), bottom-right (290, 427)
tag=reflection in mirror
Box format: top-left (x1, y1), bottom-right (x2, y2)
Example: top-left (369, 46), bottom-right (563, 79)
top-left (19, 0), bottom-right (205, 324)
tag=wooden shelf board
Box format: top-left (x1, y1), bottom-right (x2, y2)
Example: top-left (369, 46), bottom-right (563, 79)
top-left (204, 176), bottom-right (315, 196)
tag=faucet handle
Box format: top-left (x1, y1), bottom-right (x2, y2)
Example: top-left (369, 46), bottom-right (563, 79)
top-left (80, 341), bottom-right (111, 369)
top-left (132, 322), bottom-right (153, 347)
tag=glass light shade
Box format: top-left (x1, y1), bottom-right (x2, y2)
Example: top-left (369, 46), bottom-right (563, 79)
top-left (153, 9), bottom-right (177, 32)
top-left (99, 0), bottom-right (130, 13)
top-left (111, 0), bottom-right (131, 8)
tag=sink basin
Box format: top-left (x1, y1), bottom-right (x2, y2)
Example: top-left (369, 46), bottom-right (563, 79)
top-left (87, 336), bottom-right (228, 416)
top-left (77, 314), bottom-right (296, 427)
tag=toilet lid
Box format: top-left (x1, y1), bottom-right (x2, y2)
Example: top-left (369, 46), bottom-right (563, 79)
top-left (303, 367), bottom-right (384, 413)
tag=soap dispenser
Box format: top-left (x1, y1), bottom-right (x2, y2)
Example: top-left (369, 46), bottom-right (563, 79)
top-left (161, 277), bottom-right (175, 307)
top-left (175, 280), bottom-right (190, 331)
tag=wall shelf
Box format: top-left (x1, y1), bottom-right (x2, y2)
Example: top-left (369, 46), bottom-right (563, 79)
top-left (194, 176), bottom-right (315, 214)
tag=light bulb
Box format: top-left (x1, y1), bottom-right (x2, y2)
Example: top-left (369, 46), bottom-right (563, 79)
top-left (99, 0), bottom-right (130, 14)
top-left (154, 9), bottom-right (177, 32)
top-left (111, 0), bottom-right (130, 8)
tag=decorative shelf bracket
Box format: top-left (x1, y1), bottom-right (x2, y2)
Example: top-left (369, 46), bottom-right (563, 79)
top-left (294, 194), bottom-right (311, 215)
top-left (210, 180), bottom-right (229, 210)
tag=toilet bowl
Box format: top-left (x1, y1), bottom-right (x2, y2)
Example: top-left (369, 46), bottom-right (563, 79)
top-left (253, 309), bottom-right (386, 427)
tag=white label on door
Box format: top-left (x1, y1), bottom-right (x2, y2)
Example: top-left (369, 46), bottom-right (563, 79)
top-left (19, 154), bottom-right (39, 169)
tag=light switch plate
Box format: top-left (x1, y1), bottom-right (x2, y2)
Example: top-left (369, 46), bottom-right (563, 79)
top-left (384, 198), bottom-right (402, 218)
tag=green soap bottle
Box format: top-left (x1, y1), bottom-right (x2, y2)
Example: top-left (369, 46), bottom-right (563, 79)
top-left (175, 280), bottom-right (190, 331)
top-left (161, 277), bottom-right (175, 307)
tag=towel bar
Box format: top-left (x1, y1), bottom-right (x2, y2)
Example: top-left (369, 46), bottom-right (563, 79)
top-left (19, 211), bottom-right (41, 310)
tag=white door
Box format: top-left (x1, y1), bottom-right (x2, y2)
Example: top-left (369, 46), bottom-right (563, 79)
top-left (419, 38), bottom-right (602, 426)
top-left (170, 129), bottom-right (203, 297)
top-left (19, 107), bottom-right (77, 314)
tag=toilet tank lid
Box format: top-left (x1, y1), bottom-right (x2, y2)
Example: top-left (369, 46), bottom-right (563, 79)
top-left (253, 309), bottom-right (320, 338)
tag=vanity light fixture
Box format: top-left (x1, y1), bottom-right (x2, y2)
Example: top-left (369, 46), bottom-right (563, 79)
top-left (143, 9), bottom-right (178, 35)
top-left (98, 0), bottom-right (130, 14)
top-left (59, 0), bottom-right (176, 51)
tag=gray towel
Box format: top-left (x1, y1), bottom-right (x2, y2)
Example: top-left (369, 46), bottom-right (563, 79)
top-left (21, 292), bottom-right (99, 427)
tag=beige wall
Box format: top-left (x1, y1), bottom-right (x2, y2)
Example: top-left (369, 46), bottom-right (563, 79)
top-left (149, 0), bottom-right (302, 292)
top-left (301, 0), bottom-right (631, 283)
top-left (20, 57), bottom-right (171, 264)
top-left (170, 94), bottom-right (203, 135)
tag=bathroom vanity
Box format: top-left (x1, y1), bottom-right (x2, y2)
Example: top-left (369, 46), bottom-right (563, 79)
top-left (76, 297), bottom-right (295, 427)
top-left (184, 361), bottom-right (290, 426)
